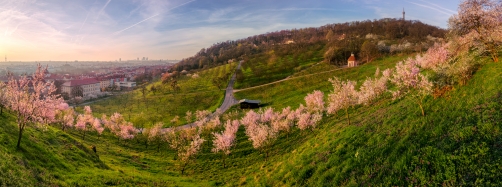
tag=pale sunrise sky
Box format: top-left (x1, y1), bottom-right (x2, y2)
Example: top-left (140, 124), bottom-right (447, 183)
top-left (0, 0), bottom-right (460, 61)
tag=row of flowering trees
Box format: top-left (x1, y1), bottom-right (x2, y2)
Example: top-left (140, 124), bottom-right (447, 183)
top-left (0, 0), bottom-right (497, 173)
top-left (0, 64), bottom-right (143, 149)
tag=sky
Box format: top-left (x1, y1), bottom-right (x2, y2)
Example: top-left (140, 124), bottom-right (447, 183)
top-left (0, 0), bottom-right (461, 62)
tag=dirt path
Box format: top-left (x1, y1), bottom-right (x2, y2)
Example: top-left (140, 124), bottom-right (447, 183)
top-left (233, 66), bottom-right (351, 93)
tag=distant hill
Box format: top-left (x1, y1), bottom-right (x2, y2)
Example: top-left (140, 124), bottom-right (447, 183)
top-left (173, 18), bottom-right (446, 71)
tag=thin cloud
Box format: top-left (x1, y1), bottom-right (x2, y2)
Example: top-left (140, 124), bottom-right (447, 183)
top-left (113, 0), bottom-right (196, 35)
top-left (407, 1), bottom-right (452, 16)
top-left (77, 11), bottom-right (90, 35)
top-left (97, 0), bottom-right (112, 19)
top-left (418, 0), bottom-right (456, 14)
top-left (113, 13), bottom-right (160, 35)
top-left (262, 8), bottom-right (340, 11)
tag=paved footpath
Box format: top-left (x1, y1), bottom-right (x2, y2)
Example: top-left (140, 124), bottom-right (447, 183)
top-left (175, 61), bottom-right (242, 129)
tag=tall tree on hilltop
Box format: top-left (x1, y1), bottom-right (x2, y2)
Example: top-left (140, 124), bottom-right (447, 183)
top-left (360, 40), bottom-right (379, 63)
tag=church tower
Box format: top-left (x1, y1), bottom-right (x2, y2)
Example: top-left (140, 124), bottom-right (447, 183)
top-left (402, 8), bottom-right (405, 21)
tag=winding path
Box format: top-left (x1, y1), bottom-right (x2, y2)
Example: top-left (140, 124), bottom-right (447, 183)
top-left (173, 62), bottom-right (349, 129)
top-left (233, 65), bottom-right (350, 93)
top-left (176, 61), bottom-right (241, 129)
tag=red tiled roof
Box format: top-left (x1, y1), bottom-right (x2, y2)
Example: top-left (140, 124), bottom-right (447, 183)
top-left (348, 54), bottom-right (356, 61)
top-left (62, 79), bottom-right (99, 87)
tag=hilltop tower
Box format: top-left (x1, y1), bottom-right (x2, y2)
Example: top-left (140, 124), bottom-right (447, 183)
top-left (4, 55), bottom-right (6, 62)
top-left (402, 8), bottom-right (405, 21)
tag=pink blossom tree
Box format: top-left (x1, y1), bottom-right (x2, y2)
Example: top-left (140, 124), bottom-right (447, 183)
top-left (240, 110), bottom-right (260, 128)
top-left (358, 68), bottom-right (390, 105)
top-left (449, 0), bottom-right (502, 62)
top-left (419, 43), bottom-right (451, 70)
top-left (304, 90), bottom-right (325, 113)
top-left (260, 107), bottom-right (276, 123)
top-left (147, 122), bottom-right (164, 151)
top-left (390, 58), bottom-right (433, 116)
top-left (102, 112), bottom-right (134, 141)
top-left (271, 107), bottom-right (294, 134)
top-left (185, 111), bottom-right (193, 123)
top-left (179, 133), bottom-right (205, 175)
top-left (327, 77), bottom-right (359, 125)
top-left (195, 110), bottom-right (211, 121)
top-left (165, 128), bottom-right (205, 175)
top-left (212, 120), bottom-right (240, 167)
top-left (118, 122), bottom-right (139, 141)
top-left (5, 64), bottom-right (65, 148)
top-left (297, 112), bottom-right (323, 131)
top-left (55, 104), bottom-right (75, 131)
top-left (75, 106), bottom-right (102, 140)
top-left (242, 109), bottom-right (278, 158)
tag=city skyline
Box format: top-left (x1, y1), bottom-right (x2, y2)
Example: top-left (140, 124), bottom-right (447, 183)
top-left (0, 0), bottom-right (459, 61)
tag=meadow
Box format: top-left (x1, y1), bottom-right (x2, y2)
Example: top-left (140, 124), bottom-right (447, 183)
top-left (89, 62), bottom-right (237, 128)
top-left (2, 52), bottom-right (502, 186)
top-left (234, 43), bottom-right (324, 89)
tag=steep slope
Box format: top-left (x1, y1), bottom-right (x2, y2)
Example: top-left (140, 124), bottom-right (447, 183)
top-left (231, 56), bottom-right (502, 186)
top-left (0, 111), bottom-right (209, 186)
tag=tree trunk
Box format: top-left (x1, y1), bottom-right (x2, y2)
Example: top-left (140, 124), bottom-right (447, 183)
top-left (181, 161), bottom-right (188, 175)
top-left (16, 123), bottom-right (25, 149)
top-left (345, 108), bottom-right (351, 125)
top-left (418, 102), bottom-right (425, 116)
top-left (223, 154), bottom-right (227, 168)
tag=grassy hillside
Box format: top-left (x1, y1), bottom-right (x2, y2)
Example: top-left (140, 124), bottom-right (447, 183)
top-left (229, 56), bottom-right (502, 186)
top-left (235, 55), bottom-right (410, 109)
top-left (0, 111), bottom-right (210, 186)
top-left (1, 52), bottom-right (501, 186)
top-left (235, 44), bottom-right (324, 89)
top-left (89, 62), bottom-right (237, 127)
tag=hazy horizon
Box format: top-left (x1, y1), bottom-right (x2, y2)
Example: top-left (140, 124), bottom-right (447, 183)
top-left (0, 0), bottom-right (459, 61)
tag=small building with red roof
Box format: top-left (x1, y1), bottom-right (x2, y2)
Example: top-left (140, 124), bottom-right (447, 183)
top-left (347, 53), bottom-right (358, 67)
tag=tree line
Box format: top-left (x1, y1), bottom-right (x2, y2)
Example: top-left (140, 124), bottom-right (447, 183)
top-left (172, 18), bottom-right (446, 71)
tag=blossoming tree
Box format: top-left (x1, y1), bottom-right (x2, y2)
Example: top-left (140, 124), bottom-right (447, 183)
top-left (5, 64), bottom-right (66, 148)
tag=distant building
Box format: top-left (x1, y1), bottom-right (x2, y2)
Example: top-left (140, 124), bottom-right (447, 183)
top-left (99, 79), bottom-right (113, 91)
top-left (115, 81), bottom-right (136, 90)
top-left (136, 68), bottom-right (146, 74)
top-left (347, 53), bottom-right (358, 67)
top-left (62, 78), bottom-right (101, 99)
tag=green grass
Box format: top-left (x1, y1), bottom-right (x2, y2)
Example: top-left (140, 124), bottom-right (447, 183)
top-left (2, 52), bottom-right (502, 186)
top-left (235, 55), bottom-right (410, 110)
top-left (0, 112), bottom-right (206, 186)
top-left (228, 55), bottom-right (502, 186)
top-left (234, 43), bottom-right (324, 89)
top-left (89, 62), bottom-right (237, 127)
